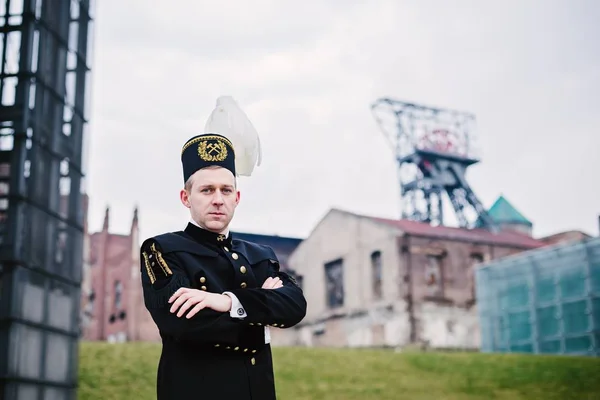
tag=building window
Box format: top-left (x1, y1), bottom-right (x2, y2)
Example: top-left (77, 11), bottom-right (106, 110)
top-left (424, 255), bottom-right (443, 297)
top-left (87, 290), bottom-right (95, 315)
top-left (371, 251), bottom-right (382, 300)
top-left (114, 280), bottom-right (123, 309)
top-left (324, 258), bottom-right (344, 308)
top-left (470, 253), bottom-right (484, 302)
top-left (471, 253), bottom-right (484, 264)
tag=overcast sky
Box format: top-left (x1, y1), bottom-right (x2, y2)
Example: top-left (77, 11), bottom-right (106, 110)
top-left (84, 0), bottom-right (600, 242)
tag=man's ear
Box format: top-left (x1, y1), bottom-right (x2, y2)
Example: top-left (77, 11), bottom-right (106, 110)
top-left (180, 189), bottom-right (191, 208)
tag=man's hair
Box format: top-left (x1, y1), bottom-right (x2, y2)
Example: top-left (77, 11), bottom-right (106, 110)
top-left (184, 166), bottom-right (237, 192)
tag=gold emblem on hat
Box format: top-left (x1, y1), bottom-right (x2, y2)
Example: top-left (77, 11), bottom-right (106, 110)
top-left (198, 139), bottom-right (228, 162)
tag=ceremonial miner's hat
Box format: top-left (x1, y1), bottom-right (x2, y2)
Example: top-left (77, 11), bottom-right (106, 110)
top-left (181, 133), bottom-right (236, 183)
top-left (181, 96), bottom-right (263, 183)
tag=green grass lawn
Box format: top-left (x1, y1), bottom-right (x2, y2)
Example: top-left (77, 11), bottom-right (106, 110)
top-left (78, 341), bottom-right (600, 400)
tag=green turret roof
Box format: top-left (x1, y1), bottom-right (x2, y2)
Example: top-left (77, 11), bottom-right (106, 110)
top-left (487, 195), bottom-right (532, 226)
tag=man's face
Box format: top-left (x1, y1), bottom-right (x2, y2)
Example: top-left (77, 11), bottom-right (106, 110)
top-left (180, 167), bottom-right (240, 234)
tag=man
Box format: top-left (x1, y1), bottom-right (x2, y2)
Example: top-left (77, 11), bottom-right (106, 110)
top-left (140, 132), bottom-right (307, 400)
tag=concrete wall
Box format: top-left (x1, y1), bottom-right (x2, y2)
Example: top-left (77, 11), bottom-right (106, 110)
top-left (414, 302), bottom-right (480, 349)
top-left (271, 300), bottom-right (412, 348)
top-left (284, 209), bottom-right (411, 347)
top-left (289, 209), bottom-right (403, 320)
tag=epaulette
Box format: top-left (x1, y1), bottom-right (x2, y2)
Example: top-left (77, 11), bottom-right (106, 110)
top-left (140, 234), bottom-right (218, 287)
top-left (140, 237), bottom-right (188, 309)
top-left (140, 238), bottom-right (174, 285)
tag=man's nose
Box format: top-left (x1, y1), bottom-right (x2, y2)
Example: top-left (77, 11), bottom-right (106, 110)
top-left (212, 190), bottom-right (224, 204)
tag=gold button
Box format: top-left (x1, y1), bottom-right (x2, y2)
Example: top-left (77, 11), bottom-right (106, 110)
top-left (201, 286), bottom-right (207, 291)
top-left (214, 344), bottom-right (220, 347)
top-left (240, 266), bottom-right (247, 274)
top-left (249, 322), bottom-right (254, 326)
top-left (232, 253), bottom-right (239, 260)
top-left (273, 323), bottom-right (278, 327)
top-left (226, 346), bottom-right (231, 349)
top-left (234, 347), bottom-right (239, 351)
top-left (199, 277), bottom-right (206, 283)
top-left (280, 324), bottom-right (285, 327)
top-left (240, 282), bottom-right (247, 288)
top-left (244, 348), bottom-right (248, 352)
top-left (252, 350), bottom-right (257, 353)
top-left (224, 246), bottom-right (229, 252)
top-left (251, 357), bottom-right (255, 365)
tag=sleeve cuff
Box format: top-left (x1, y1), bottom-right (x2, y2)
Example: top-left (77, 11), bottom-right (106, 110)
top-left (223, 291), bottom-right (247, 319)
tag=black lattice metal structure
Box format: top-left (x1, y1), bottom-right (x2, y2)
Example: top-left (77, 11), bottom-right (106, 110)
top-left (0, 1), bottom-right (93, 398)
top-left (371, 98), bottom-right (497, 231)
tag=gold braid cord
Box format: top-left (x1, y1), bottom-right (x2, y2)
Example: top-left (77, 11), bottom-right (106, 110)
top-left (142, 251), bottom-right (156, 284)
top-left (150, 242), bottom-right (173, 276)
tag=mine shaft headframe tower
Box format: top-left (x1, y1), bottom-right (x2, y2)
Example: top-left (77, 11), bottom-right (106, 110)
top-left (0, 1), bottom-right (94, 399)
top-left (371, 98), bottom-right (497, 231)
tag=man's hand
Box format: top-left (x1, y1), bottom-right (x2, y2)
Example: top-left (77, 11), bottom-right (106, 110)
top-left (168, 288), bottom-right (232, 319)
top-left (262, 276), bottom-right (283, 290)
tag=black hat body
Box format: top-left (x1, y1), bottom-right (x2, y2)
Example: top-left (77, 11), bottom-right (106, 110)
top-left (181, 133), bottom-right (236, 183)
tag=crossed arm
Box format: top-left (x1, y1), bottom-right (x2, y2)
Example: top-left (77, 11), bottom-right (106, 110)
top-left (141, 241), bottom-right (306, 346)
top-left (168, 276), bottom-right (283, 318)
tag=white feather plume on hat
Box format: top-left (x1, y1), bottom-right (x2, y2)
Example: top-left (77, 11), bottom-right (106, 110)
top-left (203, 96), bottom-right (262, 177)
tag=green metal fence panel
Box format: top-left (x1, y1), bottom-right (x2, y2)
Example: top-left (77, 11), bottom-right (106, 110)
top-left (475, 236), bottom-right (600, 356)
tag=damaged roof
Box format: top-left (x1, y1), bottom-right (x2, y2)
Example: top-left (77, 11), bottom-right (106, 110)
top-left (370, 216), bottom-right (544, 249)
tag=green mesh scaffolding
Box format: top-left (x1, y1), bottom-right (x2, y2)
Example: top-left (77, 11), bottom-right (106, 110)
top-left (476, 236), bottom-right (600, 356)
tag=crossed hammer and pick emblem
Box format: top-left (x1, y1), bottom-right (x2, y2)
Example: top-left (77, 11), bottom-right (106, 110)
top-left (198, 139), bottom-right (228, 162)
top-left (206, 142), bottom-right (222, 156)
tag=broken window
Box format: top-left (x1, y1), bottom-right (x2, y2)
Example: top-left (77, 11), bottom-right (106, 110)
top-left (425, 254), bottom-right (443, 297)
top-left (371, 250), bottom-right (382, 300)
top-left (87, 290), bottom-right (95, 315)
top-left (114, 280), bottom-right (122, 309)
top-left (324, 258), bottom-right (344, 308)
top-left (469, 253), bottom-right (484, 301)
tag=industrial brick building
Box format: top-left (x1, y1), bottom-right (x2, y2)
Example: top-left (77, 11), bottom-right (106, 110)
top-left (275, 204), bottom-right (548, 350)
top-left (80, 207), bottom-right (157, 342)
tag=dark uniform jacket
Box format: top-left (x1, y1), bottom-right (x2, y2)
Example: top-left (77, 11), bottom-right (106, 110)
top-left (140, 223), bottom-right (307, 400)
